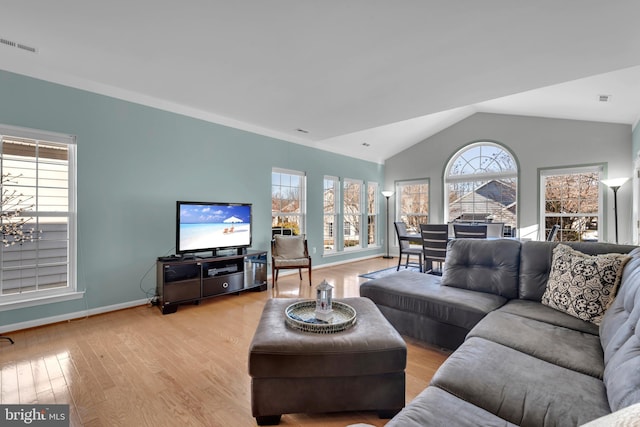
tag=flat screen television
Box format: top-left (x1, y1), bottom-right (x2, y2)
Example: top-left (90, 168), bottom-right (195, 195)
top-left (176, 201), bottom-right (252, 255)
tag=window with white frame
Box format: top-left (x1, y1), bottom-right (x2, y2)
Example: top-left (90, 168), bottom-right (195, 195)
top-left (540, 165), bottom-right (603, 242)
top-left (272, 168), bottom-right (306, 235)
top-left (367, 182), bottom-right (379, 246)
top-left (445, 142), bottom-right (518, 232)
top-left (323, 176), bottom-right (339, 252)
top-left (343, 178), bottom-right (363, 249)
top-left (396, 179), bottom-right (429, 233)
top-left (0, 125), bottom-right (76, 305)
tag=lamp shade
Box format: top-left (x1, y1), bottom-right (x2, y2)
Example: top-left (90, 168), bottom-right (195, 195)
top-left (381, 190), bottom-right (394, 198)
top-left (601, 177), bottom-right (629, 189)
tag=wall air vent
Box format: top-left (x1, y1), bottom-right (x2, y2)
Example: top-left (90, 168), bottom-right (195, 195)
top-left (0, 37), bottom-right (37, 53)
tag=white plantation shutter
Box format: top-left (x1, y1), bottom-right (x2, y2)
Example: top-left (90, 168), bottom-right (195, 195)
top-left (0, 125), bottom-right (76, 304)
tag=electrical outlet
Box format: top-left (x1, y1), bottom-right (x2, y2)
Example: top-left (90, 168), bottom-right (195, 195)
top-left (313, 247), bottom-right (316, 254)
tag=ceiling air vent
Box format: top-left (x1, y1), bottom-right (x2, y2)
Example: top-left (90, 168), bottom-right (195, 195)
top-left (598, 94), bottom-right (611, 102)
top-left (0, 37), bottom-right (37, 53)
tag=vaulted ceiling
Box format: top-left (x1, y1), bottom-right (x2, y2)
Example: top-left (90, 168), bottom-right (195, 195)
top-left (2, 1), bottom-right (640, 163)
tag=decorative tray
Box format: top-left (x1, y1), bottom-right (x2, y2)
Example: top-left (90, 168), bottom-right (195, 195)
top-left (285, 301), bottom-right (357, 334)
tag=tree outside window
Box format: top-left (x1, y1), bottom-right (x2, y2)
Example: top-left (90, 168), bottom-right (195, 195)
top-left (367, 182), bottom-right (379, 246)
top-left (323, 176), bottom-right (338, 252)
top-left (0, 128), bottom-right (76, 304)
top-left (396, 180), bottom-right (429, 233)
top-left (541, 167), bottom-right (602, 242)
top-left (272, 169), bottom-right (306, 235)
top-left (343, 178), bottom-right (362, 249)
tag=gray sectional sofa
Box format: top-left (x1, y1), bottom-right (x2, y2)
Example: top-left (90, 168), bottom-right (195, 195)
top-left (359, 239), bottom-right (640, 426)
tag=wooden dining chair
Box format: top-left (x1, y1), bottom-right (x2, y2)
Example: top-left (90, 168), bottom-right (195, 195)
top-left (394, 222), bottom-right (423, 272)
top-left (546, 224), bottom-right (561, 241)
top-left (420, 224), bottom-right (449, 275)
top-left (453, 224), bottom-right (487, 239)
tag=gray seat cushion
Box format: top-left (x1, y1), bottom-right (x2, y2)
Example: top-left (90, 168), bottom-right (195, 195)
top-left (430, 337), bottom-right (611, 426)
top-left (468, 309), bottom-right (604, 378)
top-left (359, 270), bottom-right (507, 331)
top-left (386, 386), bottom-right (517, 427)
top-left (498, 299), bottom-right (600, 335)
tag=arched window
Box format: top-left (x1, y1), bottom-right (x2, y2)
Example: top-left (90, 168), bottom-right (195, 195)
top-left (445, 142), bottom-right (518, 234)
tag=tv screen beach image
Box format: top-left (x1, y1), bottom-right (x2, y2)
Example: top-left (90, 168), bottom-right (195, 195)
top-left (179, 204), bottom-right (251, 251)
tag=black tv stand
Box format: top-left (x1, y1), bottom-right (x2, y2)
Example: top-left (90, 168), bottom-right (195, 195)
top-left (156, 249), bottom-right (267, 314)
top-left (210, 247), bottom-right (247, 257)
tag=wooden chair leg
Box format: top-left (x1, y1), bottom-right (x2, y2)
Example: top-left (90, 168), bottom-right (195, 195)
top-left (298, 268), bottom-right (302, 280)
top-left (308, 268), bottom-right (312, 286)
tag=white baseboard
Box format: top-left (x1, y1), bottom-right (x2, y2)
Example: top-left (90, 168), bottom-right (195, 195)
top-left (0, 298), bottom-right (149, 334)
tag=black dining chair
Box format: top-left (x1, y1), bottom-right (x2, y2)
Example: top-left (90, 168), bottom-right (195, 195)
top-left (546, 224), bottom-right (560, 241)
top-left (453, 224), bottom-right (488, 239)
top-left (420, 224), bottom-right (449, 275)
top-left (394, 222), bottom-right (423, 272)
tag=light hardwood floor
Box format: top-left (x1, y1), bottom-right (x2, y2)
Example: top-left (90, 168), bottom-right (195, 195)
top-left (0, 256), bottom-right (450, 427)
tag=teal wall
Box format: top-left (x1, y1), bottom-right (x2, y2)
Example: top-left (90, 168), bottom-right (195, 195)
top-left (0, 70), bottom-right (384, 328)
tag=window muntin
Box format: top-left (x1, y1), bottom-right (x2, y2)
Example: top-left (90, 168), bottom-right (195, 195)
top-left (343, 178), bottom-right (362, 249)
top-left (0, 127), bottom-right (76, 304)
top-left (445, 143), bottom-right (517, 229)
top-left (272, 168), bottom-right (306, 235)
top-left (396, 180), bottom-right (429, 233)
top-left (541, 166), bottom-right (602, 242)
top-left (323, 176), bottom-right (339, 252)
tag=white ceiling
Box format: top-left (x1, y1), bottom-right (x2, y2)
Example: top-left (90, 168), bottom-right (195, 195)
top-left (2, 1), bottom-right (640, 163)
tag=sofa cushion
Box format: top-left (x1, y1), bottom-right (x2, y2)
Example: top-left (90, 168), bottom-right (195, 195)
top-left (430, 337), bottom-right (611, 426)
top-left (467, 309), bottom-right (604, 378)
top-left (442, 239), bottom-right (521, 299)
top-left (519, 241), bottom-right (637, 301)
top-left (386, 386), bottom-right (517, 427)
top-left (359, 270), bottom-right (507, 331)
top-left (599, 247), bottom-right (640, 412)
top-left (541, 244), bottom-right (630, 325)
top-left (499, 299), bottom-right (599, 335)
top-left (273, 234), bottom-right (305, 259)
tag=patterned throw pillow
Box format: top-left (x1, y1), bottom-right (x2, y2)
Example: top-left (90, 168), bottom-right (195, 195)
top-left (541, 244), bottom-right (631, 325)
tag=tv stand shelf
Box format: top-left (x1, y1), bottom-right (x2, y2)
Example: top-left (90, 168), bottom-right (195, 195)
top-left (156, 250), bottom-right (267, 314)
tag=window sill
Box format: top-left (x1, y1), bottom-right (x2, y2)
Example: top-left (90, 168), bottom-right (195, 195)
top-left (0, 291), bottom-right (85, 312)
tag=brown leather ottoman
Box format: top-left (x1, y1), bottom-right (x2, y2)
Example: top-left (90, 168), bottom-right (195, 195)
top-left (248, 297), bottom-right (407, 425)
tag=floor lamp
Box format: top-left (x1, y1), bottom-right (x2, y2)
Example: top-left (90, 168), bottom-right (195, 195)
top-left (382, 190), bottom-right (394, 259)
top-left (602, 177), bottom-right (629, 244)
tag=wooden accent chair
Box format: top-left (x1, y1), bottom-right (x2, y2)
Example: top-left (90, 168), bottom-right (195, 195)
top-left (420, 224), bottom-right (449, 275)
top-left (271, 234), bottom-right (312, 287)
top-left (394, 221), bottom-right (423, 272)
